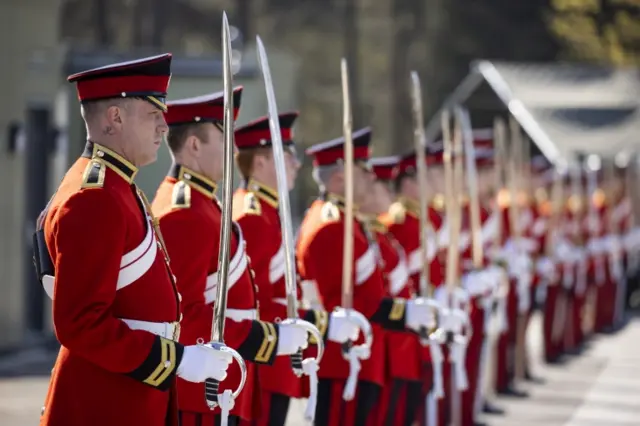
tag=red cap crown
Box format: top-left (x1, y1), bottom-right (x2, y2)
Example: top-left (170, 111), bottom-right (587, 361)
top-left (395, 144), bottom-right (444, 176)
top-left (305, 127), bottom-right (372, 167)
top-left (472, 128), bottom-right (494, 168)
top-left (370, 156), bottom-right (400, 181)
top-left (165, 87), bottom-right (243, 126)
top-left (234, 111), bottom-right (298, 150)
top-left (67, 53), bottom-right (172, 112)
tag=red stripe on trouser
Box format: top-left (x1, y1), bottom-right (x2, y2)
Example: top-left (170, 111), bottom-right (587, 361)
top-left (495, 280), bottom-right (517, 391)
top-left (542, 285), bottom-right (562, 361)
top-left (460, 308), bottom-right (484, 426)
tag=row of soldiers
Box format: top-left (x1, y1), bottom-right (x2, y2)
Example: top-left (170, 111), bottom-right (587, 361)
top-left (33, 49), bottom-right (639, 426)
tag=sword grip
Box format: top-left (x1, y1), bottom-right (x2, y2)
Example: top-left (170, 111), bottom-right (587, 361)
top-left (419, 326), bottom-right (430, 346)
top-left (341, 340), bottom-right (354, 358)
top-left (291, 349), bottom-right (303, 376)
top-left (204, 378), bottom-right (220, 408)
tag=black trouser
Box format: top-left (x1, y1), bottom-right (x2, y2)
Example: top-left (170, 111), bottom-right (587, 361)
top-left (384, 379), bottom-right (423, 426)
top-left (177, 411), bottom-right (239, 426)
top-left (266, 393), bottom-right (291, 426)
top-left (315, 379), bottom-right (381, 426)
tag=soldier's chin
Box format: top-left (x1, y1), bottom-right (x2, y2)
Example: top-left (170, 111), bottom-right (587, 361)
top-left (139, 151), bottom-right (158, 167)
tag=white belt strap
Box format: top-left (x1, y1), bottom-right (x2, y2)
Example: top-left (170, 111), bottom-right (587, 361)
top-left (43, 207), bottom-right (158, 300)
top-left (226, 309), bottom-right (258, 322)
top-left (269, 242), bottom-right (286, 284)
top-left (121, 318), bottom-right (178, 339)
top-left (204, 225), bottom-right (249, 304)
top-left (355, 247), bottom-right (376, 285)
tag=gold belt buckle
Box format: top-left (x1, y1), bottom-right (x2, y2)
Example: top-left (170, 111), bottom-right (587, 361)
top-left (172, 322), bottom-right (181, 341)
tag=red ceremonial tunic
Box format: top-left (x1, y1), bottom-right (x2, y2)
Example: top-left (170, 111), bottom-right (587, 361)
top-left (378, 199), bottom-right (433, 380)
top-left (152, 165), bottom-right (283, 421)
top-left (296, 195), bottom-right (409, 387)
top-left (39, 142), bottom-right (182, 426)
top-left (232, 180), bottom-right (328, 398)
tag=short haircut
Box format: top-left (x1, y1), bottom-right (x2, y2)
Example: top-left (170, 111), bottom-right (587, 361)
top-left (80, 98), bottom-right (132, 123)
top-left (235, 147), bottom-right (272, 180)
top-left (166, 123), bottom-right (210, 153)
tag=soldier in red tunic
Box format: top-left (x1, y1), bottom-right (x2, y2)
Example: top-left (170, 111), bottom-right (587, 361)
top-left (151, 91), bottom-right (310, 426)
top-left (232, 112), bottom-right (360, 426)
top-left (33, 54), bottom-right (235, 426)
top-left (296, 128), bottom-right (437, 426)
top-left (365, 156), bottom-right (425, 426)
top-left (376, 152), bottom-right (445, 426)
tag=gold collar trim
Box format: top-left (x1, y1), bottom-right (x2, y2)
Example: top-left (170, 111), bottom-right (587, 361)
top-left (324, 193), bottom-right (359, 212)
top-left (399, 196), bottom-right (419, 217)
top-left (83, 141), bottom-right (138, 184)
top-left (170, 164), bottom-right (217, 199)
top-left (246, 179), bottom-right (278, 209)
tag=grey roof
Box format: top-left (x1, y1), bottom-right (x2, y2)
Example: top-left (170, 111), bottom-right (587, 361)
top-left (425, 61), bottom-right (640, 167)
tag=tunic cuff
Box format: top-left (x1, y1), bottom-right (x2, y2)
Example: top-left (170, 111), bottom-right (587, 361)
top-left (237, 320), bottom-right (279, 365)
top-left (303, 309), bottom-right (330, 344)
top-left (126, 336), bottom-right (184, 391)
top-left (371, 298), bottom-right (406, 331)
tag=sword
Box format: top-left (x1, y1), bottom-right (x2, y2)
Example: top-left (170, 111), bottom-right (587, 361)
top-left (410, 72), bottom-right (439, 338)
top-left (456, 107), bottom-right (483, 269)
top-left (255, 35), bottom-right (325, 420)
top-left (411, 72), bottom-right (445, 405)
top-left (202, 12), bottom-right (248, 416)
top-left (340, 57), bottom-right (373, 402)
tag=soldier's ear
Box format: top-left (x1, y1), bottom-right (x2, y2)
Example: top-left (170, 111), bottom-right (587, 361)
top-left (185, 134), bottom-right (201, 156)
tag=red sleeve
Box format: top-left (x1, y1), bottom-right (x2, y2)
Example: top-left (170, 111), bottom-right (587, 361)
top-left (51, 189), bottom-right (182, 389)
top-left (235, 213), bottom-right (280, 320)
top-left (161, 209), bottom-right (279, 365)
top-left (159, 210), bottom-right (218, 344)
top-left (304, 223), bottom-right (404, 330)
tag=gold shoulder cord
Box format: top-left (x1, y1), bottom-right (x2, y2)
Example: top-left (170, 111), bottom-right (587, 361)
top-left (137, 187), bottom-right (172, 267)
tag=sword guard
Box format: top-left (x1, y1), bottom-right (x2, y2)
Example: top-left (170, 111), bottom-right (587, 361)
top-left (337, 308), bottom-right (373, 360)
top-left (280, 318), bottom-right (325, 367)
top-left (290, 350), bottom-right (303, 377)
top-left (198, 340), bottom-right (247, 410)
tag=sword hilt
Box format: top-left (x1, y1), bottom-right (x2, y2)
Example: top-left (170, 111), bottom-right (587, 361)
top-left (204, 378), bottom-right (220, 407)
top-left (341, 340), bottom-right (354, 358)
top-left (291, 349), bottom-right (303, 377)
top-left (199, 340), bottom-right (247, 410)
top-left (419, 326), bottom-right (430, 346)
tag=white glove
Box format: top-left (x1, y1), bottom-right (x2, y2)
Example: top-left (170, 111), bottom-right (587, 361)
top-left (461, 270), bottom-right (492, 297)
top-left (177, 344), bottom-right (233, 383)
top-left (405, 298), bottom-right (436, 331)
top-left (327, 308), bottom-right (361, 343)
top-left (536, 256), bottom-right (557, 282)
top-left (277, 323), bottom-right (309, 355)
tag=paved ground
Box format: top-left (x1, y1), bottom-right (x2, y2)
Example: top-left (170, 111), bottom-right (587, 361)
top-left (1, 315), bottom-right (639, 425)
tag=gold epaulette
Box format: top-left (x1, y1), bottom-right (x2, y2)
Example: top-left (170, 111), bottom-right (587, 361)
top-left (431, 194), bottom-right (445, 211)
top-left (320, 201), bottom-right (340, 223)
top-left (534, 188), bottom-right (548, 204)
top-left (242, 192), bottom-right (262, 215)
top-left (81, 159), bottom-right (106, 189)
top-left (171, 181), bottom-right (191, 209)
top-left (567, 195), bottom-right (583, 213)
top-left (496, 189), bottom-right (511, 209)
top-left (592, 188), bottom-right (606, 209)
top-left (388, 202), bottom-right (406, 224)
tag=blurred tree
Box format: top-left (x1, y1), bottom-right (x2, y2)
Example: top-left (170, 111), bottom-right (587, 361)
top-left (548, 0), bottom-right (640, 65)
top-left (420, 0), bottom-right (560, 136)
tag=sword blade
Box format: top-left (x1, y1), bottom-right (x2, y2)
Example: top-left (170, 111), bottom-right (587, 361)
top-left (211, 11), bottom-right (235, 343)
top-left (410, 71), bottom-right (432, 298)
top-left (456, 107), bottom-right (483, 268)
top-left (341, 58), bottom-right (355, 311)
top-left (256, 36), bottom-right (299, 318)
